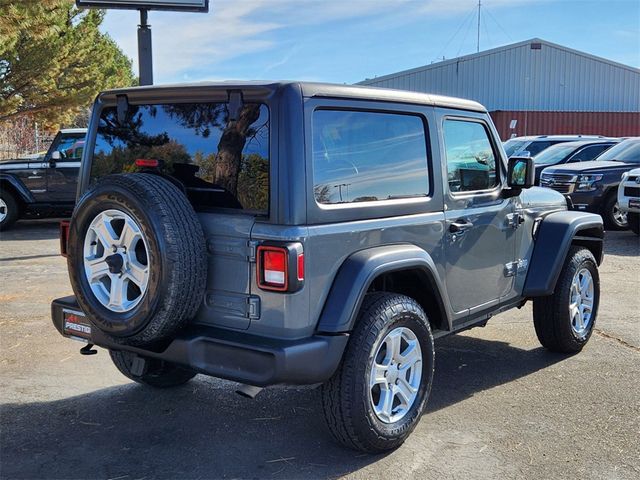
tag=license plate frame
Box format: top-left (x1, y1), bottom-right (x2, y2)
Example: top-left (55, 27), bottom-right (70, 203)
top-left (63, 308), bottom-right (92, 342)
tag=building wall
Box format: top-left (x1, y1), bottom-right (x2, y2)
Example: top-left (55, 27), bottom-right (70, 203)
top-left (490, 111), bottom-right (640, 141)
top-left (359, 39), bottom-right (640, 113)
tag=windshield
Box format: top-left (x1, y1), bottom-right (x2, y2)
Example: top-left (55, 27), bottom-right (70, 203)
top-left (503, 139), bottom-right (528, 157)
top-left (595, 140), bottom-right (640, 163)
top-left (533, 144), bottom-right (576, 165)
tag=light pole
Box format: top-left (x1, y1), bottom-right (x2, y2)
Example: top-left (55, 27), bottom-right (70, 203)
top-left (137, 9), bottom-right (153, 85)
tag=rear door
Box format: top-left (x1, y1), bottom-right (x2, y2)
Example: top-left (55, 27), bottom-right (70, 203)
top-left (439, 112), bottom-right (516, 323)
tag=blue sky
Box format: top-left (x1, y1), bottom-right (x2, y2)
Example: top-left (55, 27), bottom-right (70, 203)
top-left (100, 0), bottom-right (640, 85)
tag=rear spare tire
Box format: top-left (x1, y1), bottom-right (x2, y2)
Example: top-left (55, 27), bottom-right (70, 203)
top-left (67, 173), bottom-right (207, 345)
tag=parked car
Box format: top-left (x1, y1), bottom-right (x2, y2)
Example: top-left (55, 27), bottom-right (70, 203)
top-left (618, 167), bottom-right (640, 235)
top-left (540, 137), bottom-right (640, 230)
top-left (531, 139), bottom-right (619, 184)
top-left (503, 134), bottom-right (610, 158)
top-left (52, 82), bottom-right (603, 453)
top-left (0, 128), bottom-right (87, 230)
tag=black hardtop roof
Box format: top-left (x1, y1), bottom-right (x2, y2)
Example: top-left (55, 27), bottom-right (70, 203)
top-left (98, 80), bottom-right (486, 113)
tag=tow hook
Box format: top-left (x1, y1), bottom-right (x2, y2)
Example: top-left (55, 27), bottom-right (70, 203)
top-left (236, 384), bottom-right (263, 399)
top-left (80, 343), bottom-right (97, 355)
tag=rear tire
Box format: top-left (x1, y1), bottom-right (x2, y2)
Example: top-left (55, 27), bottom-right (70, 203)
top-left (533, 247), bottom-right (599, 353)
top-left (627, 212), bottom-right (640, 235)
top-left (321, 293), bottom-right (435, 453)
top-left (109, 350), bottom-right (196, 388)
top-left (0, 190), bottom-right (20, 231)
top-left (602, 192), bottom-right (628, 230)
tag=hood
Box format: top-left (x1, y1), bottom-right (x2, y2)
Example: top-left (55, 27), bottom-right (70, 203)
top-left (520, 186), bottom-right (567, 209)
top-left (542, 160), bottom-right (637, 174)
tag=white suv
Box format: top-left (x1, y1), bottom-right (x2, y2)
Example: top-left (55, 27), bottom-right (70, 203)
top-left (618, 168), bottom-right (640, 235)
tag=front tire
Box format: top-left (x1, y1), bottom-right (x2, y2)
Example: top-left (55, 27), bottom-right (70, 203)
top-left (0, 190), bottom-right (20, 231)
top-left (602, 192), bottom-right (628, 230)
top-left (627, 212), bottom-right (640, 235)
top-left (321, 293), bottom-right (435, 453)
top-left (109, 350), bottom-right (196, 388)
top-left (533, 247), bottom-right (600, 353)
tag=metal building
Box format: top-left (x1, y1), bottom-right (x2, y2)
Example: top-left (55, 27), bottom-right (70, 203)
top-left (359, 38), bottom-right (640, 139)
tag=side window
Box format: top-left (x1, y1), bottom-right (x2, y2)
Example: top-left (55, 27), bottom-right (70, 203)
top-left (55, 135), bottom-right (85, 161)
top-left (568, 144), bottom-right (611, 162)
top-left (443, 119), bottom-right (498, 193)
top-left (312, 110), bottom-right (429, 204)
top-left (525, 141), bottom-right (555, 157)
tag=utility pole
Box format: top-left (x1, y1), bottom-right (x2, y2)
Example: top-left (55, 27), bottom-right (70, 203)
top-left (137, 9), bottom-right (153, 85)
top-left (477, 0), bottom-right (481, 53)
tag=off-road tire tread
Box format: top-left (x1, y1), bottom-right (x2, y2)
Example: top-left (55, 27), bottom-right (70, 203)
top-left (109, 349), bottom-right (196, 388)
top-left (321, 292), bottom-right (435, 453)
top-left (71, 173), bottom-right (206, 345)
top-left (533, 246), bottom-right (599, 353)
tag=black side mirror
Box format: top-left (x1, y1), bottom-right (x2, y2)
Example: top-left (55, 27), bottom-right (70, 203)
top-left (507, 156), bottom-right (535, 189)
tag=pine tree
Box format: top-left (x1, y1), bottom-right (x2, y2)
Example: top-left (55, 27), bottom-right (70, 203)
top-left (0, 0), bottom-right (136, 128)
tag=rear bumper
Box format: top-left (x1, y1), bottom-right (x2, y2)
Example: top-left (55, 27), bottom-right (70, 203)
top-left (52, 296), bottom-right (348, 387)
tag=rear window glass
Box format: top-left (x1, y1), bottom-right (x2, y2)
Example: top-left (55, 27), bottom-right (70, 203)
top-left (91, 102), bottom-right (269, 213)
top-left (312, 110), bottom-right (429, 204)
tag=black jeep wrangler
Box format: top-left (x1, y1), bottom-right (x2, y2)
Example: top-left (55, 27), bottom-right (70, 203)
top-left (0, 128), bottom-right (86, 230)
top-left (52, 82), bottom-right (603, 453)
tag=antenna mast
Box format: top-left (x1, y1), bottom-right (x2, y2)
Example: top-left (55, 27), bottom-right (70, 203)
top-left (477, 0), bottom-right (481, 52)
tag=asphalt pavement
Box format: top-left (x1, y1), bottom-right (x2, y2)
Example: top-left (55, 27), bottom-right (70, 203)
top-left (1, 221), bottom-right (638, 480)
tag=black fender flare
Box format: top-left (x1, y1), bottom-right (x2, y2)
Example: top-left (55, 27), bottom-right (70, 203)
top-left (0, 174), bottom-right (35, 204)
top-left (523, 210), bottom-right (603, 297)
top-left (316, 244), bottom-right (451, 333)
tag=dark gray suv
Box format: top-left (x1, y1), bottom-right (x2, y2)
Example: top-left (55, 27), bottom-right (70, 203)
top-left (52, 82), bottom-right (604, 453)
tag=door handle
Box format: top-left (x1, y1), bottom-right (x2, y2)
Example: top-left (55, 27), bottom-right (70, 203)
top-left (449, 219), bottom-right (474, 233)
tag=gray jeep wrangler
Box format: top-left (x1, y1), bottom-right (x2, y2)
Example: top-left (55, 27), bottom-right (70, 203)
top-left (52, 82), bottom-right (603, 453)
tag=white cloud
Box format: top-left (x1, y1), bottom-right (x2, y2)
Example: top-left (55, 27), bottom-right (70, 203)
top-left (101, 0), bottom-right (537, 82)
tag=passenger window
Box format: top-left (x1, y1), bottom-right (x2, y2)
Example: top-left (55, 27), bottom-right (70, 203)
top-left (443, 119), bottom-right (498, 193)
top-left (568, 145), bottom-right (610, 162)
top-left (312, 110), bottom-right (429, 205)
top-left (55, 135), bottom-right (85, 161)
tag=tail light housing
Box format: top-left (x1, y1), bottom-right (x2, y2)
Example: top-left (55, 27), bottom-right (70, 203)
top-left (59, 220), bottom-right (70, 257)
top-left (256, 242), bottom-right (304, 292)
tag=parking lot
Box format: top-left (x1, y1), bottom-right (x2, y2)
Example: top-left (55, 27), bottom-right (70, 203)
top-left (0, 220), bottom-right (638, 480)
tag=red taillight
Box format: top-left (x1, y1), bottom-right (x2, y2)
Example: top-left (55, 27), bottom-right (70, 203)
top-left (297, 253), bottom-right (304, 281)
top-left (256, 243), bottom-right (304, 292)
top-left (135, 158), bottom-right (159, 168)
top-left (59, 220), bottom-right (70, 257)
top-left (257, 246), bottom-right (288, 291)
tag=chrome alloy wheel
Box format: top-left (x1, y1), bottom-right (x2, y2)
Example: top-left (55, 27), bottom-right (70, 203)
top-left (83, 209), bottom-right (150, 313)
top-left (369, 327), bottom-right (422, 423)
top-left (569, 267), bottom-right (595, 338)
top-left (0, 198), bottom-right (7, 223)
top-left (612, 202), bottom-right (628, 228)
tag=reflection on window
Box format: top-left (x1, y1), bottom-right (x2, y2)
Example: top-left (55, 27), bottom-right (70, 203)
top-left (57, 135), bottom-right (85, 161)
top-left (91, 103), bottom-right (269, 213)
top-left (312, 110), bottom-right (429, 204)
top-left (443, 120), bottom-right (498, 192)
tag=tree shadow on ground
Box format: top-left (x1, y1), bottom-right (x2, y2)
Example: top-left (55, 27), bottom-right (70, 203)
top-left (0, 220), bottom-right (62, 242)
top-left (1, 335), bottom-right (568, 480)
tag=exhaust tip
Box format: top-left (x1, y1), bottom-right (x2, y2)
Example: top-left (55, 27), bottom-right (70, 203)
top-left (235, 384), bottom-right (263, 399)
